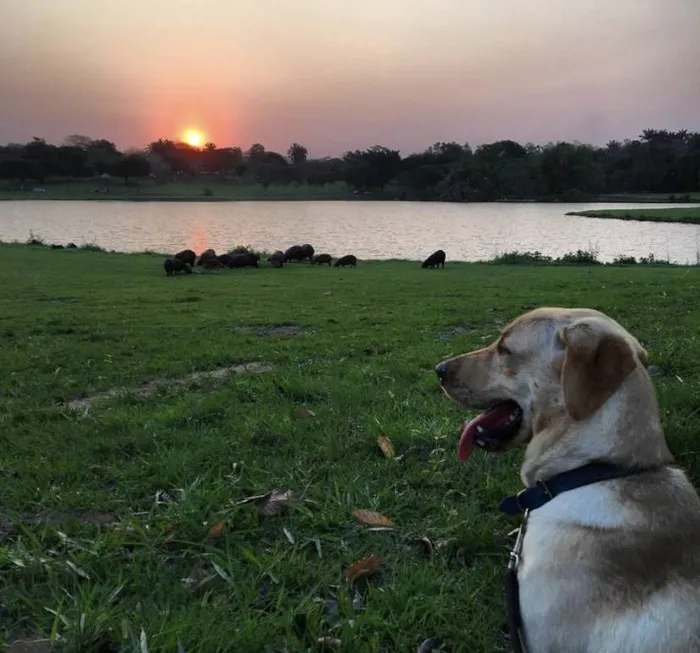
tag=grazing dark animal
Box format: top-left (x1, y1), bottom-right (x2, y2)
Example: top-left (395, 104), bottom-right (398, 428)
top-left (284, 245), bottom-right (304, 262)
top-left (268, 251), bottom-right (285, 268)
top-left (51, 244), bottom-right (64, 250)
top-left (299, 243), bottom-right (315, 261)
top-left (421, 249), bottom-right (446, 269)
top-left (66, 242), bottom-right (77, 249)
top-left (334, 254), bottom-right (357, 268)
top-left (196, 248), bottom-right (217, 266)
top-left (164, 258), bottom-right (193, 276)
top-left (229, 253), bottom-right (259, 268)
top-left (174, 249), bottom-right (197, 267)
top-left (217, 254), bottom-right (235, 268)
top-left (311, 253), bottom-right (333, 266)
top-left (201, 257), bottom-right (224, 270)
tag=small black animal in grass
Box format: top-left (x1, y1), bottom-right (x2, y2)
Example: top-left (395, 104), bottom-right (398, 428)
top-left (421, 249), bottom-right (446, 269)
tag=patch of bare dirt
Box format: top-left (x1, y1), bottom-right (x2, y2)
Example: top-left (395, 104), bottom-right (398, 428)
top-left (65, 362), bottom-right (274, 410)
top-left (37, 295), bottom-right (79, 304)
top-left (438, 325), bottom-right (470, 340)
top-left (1, 509), bottom-right (119, 541)
top-left (232, 324), bottom-right (303, 337)
top-left (8, 637), bottom-right (54, 653)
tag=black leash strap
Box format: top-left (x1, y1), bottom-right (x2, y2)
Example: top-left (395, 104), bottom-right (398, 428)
top-left (504, 512), bottom-right (529, 653)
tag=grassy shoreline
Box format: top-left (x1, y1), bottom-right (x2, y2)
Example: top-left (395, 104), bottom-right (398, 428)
top-left (566, 206), bottom-right (700, 225)
top-left (2, 245), bottom-right (700, 651)
top-left (2, 180), bottom-right (700, 204)
top-left (0, 181), bottom-right (366, 202)
top-left (6, 239), bottom-right (696, 267)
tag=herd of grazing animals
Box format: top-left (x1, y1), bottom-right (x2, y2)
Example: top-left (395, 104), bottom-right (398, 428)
top-left (162, 245), bottom-right (446, 276)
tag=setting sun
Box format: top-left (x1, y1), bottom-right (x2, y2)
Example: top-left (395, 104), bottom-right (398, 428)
top-left (182, 128), bottom-right (205, 148)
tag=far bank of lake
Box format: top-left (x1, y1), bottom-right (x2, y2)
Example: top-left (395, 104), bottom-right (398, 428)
top-left (3, 180), bottom-right (700, 205)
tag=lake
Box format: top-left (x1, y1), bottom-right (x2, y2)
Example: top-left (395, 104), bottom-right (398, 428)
top-left (1, 200), bottom-right (700, 263)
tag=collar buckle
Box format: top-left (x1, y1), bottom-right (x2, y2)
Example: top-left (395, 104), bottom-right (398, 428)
top-left (514, 489), bottom-right (528, 512)
top-left (535, 479), bottom-right (554, 499)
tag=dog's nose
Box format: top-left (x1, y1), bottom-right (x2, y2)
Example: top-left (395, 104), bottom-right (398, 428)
top-left (435, 362), bottom-right (449, 380)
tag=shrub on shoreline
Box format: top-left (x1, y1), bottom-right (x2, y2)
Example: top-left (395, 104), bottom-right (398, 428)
top-left (1, 237), bottom-right (689, 266)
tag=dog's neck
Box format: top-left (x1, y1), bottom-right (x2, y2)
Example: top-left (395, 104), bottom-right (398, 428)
top-left (520, 371), bottom-right (674, 487)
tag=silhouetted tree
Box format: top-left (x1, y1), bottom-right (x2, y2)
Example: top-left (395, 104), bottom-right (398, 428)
top-left (56, 145), bottom-right (90, 177)
top-left (254, 151), bottom-right (291, 187)
top-left (0, 158), bottom-right (39, 184)
top-left (540, 142), bottom-right (604, 197)
top-left (219, 147), bottom-right (244, 175)
top-left (287, 143), bottom-right (308, 165)
top-left (247, 143), bottom-right (266, 163)
top-left (64, 134), bottom-right (94, 150)
top-left (343, 146), bottom-right (402, 190)
top-left (111, 153), bottom-right (151, 183)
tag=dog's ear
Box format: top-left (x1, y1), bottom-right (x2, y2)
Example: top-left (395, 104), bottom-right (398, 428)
top-left (637, 345), bottom-right (649, 367)
top-left (556, 318), bottom-right (638, 421)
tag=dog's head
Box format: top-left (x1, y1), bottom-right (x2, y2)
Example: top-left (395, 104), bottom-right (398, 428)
top-left (436, 307), bottom-right (650, 462)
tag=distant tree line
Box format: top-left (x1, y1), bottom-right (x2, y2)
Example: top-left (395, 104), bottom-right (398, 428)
top-left (0, 129), bottom-right (698, 201)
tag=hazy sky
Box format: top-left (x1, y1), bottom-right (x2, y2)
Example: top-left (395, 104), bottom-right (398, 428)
top-left (1, 0), bottom-right (698, 156)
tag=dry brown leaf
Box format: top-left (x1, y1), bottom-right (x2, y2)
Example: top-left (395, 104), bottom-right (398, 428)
top-left (259, 490), bottom-right (298, 516)
top-left (353, 509), bottom-right (394, 528)
top-left (376, 435), bottom-right (395, 459)
top-left (207, 520), bottom-right (228, 538)
top-left (317, 637), bottom-right (342, 650)
top-left (412, 536), bottom-right (434, 557)
top-left (295, 408), bottom-right (316, 419)
top-left (346, 554), bottom-right (384, 583)
top-left (236, 490), bottom-right (298, 516)
top-left (235, 492), bottom-right (269, 506)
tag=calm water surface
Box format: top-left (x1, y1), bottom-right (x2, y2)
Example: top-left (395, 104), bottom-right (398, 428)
top-left (1, 200), bottom-right (700, 263)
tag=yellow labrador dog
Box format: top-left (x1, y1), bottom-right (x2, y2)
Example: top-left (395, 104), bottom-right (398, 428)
top-left (436, 307), bottom-right (700, 653)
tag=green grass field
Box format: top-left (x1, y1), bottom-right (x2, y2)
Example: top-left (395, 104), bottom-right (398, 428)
top-left (2, 245), bottom-right (700, 652)
top-left (567, 206), bottom-right (700, 224)
top-left (0, 181), bottom-right (388, 202)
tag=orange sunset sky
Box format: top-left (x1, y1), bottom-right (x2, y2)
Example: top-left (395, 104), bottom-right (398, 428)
top-left (0, 0), bottom-right (698, 156)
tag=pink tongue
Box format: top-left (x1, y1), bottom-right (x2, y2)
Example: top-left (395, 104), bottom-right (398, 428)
top-left (458, 412), bottom-right (488, 462)
top-left (458, 403), bottom-right (519, 462)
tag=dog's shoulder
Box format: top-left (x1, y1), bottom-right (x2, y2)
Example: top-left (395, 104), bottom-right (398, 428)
top-left (520, 467), bottom-right (700, 652)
